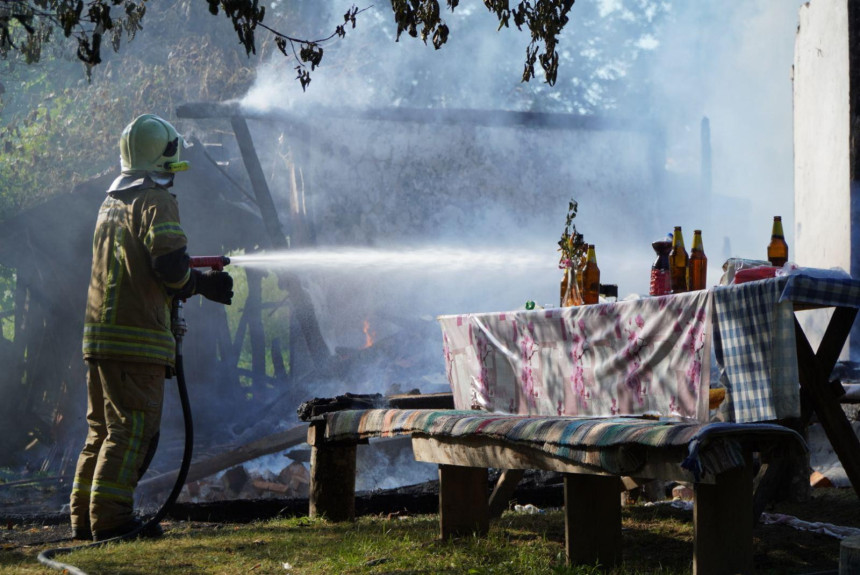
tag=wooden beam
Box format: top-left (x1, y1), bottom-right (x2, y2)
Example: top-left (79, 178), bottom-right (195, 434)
top-left (229, 115), bottom-right (330, 366)
top-left (412, 434), bottom-right (699, 483)
top-left (564, 473), bottom-right (622, 568)
top-left (795, 312), bottom-right (860, 498)
top-left (488, 469), bottom-right (525, 519)
top-left (816, 306), bottom-right (859, 374)
top-left (178, 101), bottom-right (660, 135)
top-left (231, 116), bottom-right (290, 246)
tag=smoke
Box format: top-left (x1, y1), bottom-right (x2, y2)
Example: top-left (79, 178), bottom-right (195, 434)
top-left (4, 1), bottom-right (812, 499)
top-left (239, 1), bottom-right (806, 293)
top-left (650, 2), bottom-right (804, 257)
top-left (199, 1), bottom-right (812, 492)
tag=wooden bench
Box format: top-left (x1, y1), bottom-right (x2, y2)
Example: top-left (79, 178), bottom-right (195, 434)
top-left (306, 408), bottom-right (805, 575)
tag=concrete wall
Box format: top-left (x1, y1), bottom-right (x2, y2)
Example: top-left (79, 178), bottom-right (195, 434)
top-left (794, 0), bottom-right (859, 359)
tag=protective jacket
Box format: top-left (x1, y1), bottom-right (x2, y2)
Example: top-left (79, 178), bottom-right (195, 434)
top-left (82, 184), bottom-right (192, 367)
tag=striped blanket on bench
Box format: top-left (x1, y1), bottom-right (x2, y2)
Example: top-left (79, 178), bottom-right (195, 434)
top-left (320, 409), bottom-right (805, 480)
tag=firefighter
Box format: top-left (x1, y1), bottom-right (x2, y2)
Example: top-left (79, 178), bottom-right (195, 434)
top-left (70, 114), bottom-right (234, 541)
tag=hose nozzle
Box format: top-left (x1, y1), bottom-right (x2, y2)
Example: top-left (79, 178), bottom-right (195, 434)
top-left (189, 255), bottom-right (230, 271)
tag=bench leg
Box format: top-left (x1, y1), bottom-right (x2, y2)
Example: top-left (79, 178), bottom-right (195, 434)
top-left (308, 441), bottom-right (357, 522)
top-left (439, 465), bottom-right (489, 538)
top-left (564, 473), bottom-right (622, 568)
top-left (693, 462), bottom-right (753, 575)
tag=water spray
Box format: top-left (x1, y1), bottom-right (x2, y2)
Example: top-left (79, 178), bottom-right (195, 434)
top-left (227, 246), bottom-right (555, 272)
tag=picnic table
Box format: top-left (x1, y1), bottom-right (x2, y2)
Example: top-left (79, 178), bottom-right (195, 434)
top-left (307, 269), bottom-right (860, 574)
top-left (436, 269), bottom-right (860, 493)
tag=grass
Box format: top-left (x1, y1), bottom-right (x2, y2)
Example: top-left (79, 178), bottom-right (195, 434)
top-left (0, 511), bottom-right (687, 575)
top-left (1, 489), bottom-right (855, 575)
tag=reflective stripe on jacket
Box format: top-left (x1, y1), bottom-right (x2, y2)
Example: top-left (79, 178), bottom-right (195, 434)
top-left (83, 186), bottom-right (189, 367)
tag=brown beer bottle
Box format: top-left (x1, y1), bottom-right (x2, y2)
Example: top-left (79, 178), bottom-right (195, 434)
top-left (669, 226), bottom-right (689, 293)
top-left (688, 229), bottom-right (707, 290)
top-left (582, 244), bottom-right (600, 304)
top-left (767, 216), bottom-right (789, 267)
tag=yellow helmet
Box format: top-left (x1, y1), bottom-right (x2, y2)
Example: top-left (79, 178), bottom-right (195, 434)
top-left (119, 114), bottom-right (190, 174)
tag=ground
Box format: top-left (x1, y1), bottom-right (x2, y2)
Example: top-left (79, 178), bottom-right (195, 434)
top-left (1, 486), bottom-right (858, 573)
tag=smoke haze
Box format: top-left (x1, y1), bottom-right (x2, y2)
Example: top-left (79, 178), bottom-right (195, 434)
top-left (240, 0), bottom-right (806, 298)
top-left (0, 0), bottom-right (813, 501)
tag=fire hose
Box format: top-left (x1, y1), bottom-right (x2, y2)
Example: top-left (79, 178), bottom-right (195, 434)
top-left (37, 256), bottom-right (229, 575)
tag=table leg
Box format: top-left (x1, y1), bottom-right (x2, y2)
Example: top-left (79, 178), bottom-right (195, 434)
top-left (795, 309), bottom-right (860, 498)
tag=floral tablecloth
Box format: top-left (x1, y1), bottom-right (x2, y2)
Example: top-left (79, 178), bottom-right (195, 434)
top-left (439, 272), bottom-right (860, 424)
top-left (439, 289), bottom-right (713, 421)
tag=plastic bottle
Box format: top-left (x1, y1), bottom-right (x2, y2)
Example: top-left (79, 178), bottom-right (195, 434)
top-left (650, 234), bottom-right (672, 296)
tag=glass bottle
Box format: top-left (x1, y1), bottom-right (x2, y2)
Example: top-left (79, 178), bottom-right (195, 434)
top-left (650, 234), bottom-right (672, 296)
top-left (582, 244), bottom-right (600, 304)
top-left (560, 267), bottom-right (569, 306)
top-left (576, 249), bottom-right (588, 294)
top-left (767, 216), bottom-right (789, 267)
top-left (688, 229), bottom-right (708, 291)
top-left (562, 266), bottom-right (583, 306)
top-left (669, 226), bottom-right (689, 293)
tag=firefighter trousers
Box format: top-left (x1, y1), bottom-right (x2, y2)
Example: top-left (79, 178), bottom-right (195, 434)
top-left (70, 359), bottom-right (165, 534)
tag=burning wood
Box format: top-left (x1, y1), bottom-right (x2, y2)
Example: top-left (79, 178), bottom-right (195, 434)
top-left (137, 424), bottom-right (308, 497)
top-left (296, 391), bottom-right (453, 421)
top-left (178, 460), bottom-right (310, 503)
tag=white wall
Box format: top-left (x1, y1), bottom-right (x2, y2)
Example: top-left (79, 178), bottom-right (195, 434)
top-left (793, 0), bottom-right (858, 359)
top-left (794, 0), bottom-right (852, 272)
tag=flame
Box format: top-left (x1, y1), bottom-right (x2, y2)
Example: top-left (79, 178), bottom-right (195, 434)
top-left (363, 319), bottom-right (376, 348)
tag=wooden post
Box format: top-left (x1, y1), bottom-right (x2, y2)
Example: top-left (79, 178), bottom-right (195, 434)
top-left (307, 422), bottom-right (357, 522)
top-left (439, 465), bottom-right (489, 538)
top-left (693, 461), bottom-right (753, 575)
top-left (244, 268), bottom-right (266, 389)
top-left (563, 473), bottom-right (622, 568)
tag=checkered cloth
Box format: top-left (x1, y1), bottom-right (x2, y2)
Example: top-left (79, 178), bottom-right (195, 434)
top-left (712, 271), bottom-right (860, 423)
top-left (321, 409), bottom-right (805, 479)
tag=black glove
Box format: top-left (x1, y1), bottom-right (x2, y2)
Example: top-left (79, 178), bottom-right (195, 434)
top-left (194, 269), bottom-right (233, 305)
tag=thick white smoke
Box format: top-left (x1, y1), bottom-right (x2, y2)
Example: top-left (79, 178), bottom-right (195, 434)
top-left (240, 1), bottom-right (806, 298)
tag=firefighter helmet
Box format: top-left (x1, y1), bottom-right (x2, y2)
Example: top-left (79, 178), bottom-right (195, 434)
top-left (119, 114), bottom-right (189, 174)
